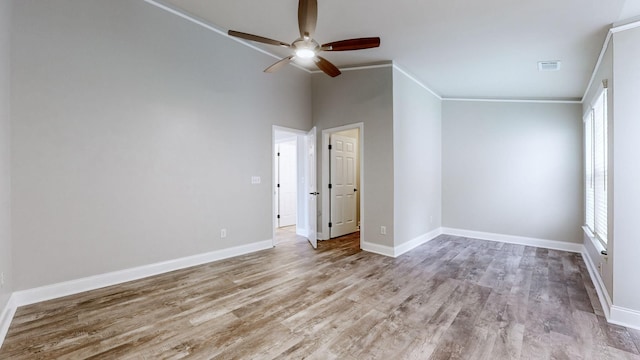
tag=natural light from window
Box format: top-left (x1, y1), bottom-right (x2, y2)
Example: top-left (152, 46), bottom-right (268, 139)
top-left (584, 84), bottom-right (608, 247)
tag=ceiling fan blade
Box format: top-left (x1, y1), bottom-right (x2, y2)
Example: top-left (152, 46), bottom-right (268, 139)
top-left (228, 30), bottom-right (290, 47)
top-left (314, 56), bottom-right (341, 77)
top-left (264, 56), bottom-right (295, 73)
top-left (321, 37), bottom-right (381, 51)
top-left (298, 0), bottom-right (317, 38)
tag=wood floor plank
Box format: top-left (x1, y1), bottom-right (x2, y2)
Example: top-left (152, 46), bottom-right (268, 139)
top-left (2, 228), bottom-right (639, 359)
top-left (348, 313), bottom-right (416, 359)
top-left (321, 308), bottom-right (388, 358)
top-left (427, 282), bottom-right (492, 359)
top-left (597, 315), bottom-right (640, 355)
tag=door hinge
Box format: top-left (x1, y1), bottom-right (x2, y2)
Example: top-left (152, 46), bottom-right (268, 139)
top-left (328, 144), bottom-right (332, 150)
top-left (328, 184), bottom-right (332, 189)
top-left (328, 222), bottom-right (332, 228)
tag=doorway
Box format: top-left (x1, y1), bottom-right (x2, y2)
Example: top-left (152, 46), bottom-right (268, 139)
top-left (272, 126), bottom-right (318, 248)
top-left (275, 138), bottom-right (297, 229)
top-left (321, 124), bottom-right (363, 242)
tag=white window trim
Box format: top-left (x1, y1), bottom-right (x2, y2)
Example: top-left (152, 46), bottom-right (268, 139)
top-left (583, 81), bottom-right (608, 249)
top-left (583, 111), bottom-right (595, 232)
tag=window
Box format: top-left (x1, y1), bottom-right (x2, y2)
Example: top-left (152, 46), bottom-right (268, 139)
top-left (584, 84), bottom-right (608, 246)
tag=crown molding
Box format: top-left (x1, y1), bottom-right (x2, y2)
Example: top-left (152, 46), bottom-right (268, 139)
top-left (309, 62), bottom-right (392, 75)
top-left (582, 19), bottom-right (640, 102)
top-left (146, 0), bottom-right (606, 104)
top-left (392, 63), bottom-right (443, 100)
top-left (611, 18), bottom-right (640, 33)
top-left (143, 0), bottom-right (311, 73)
top-left (148, 0), bottom-right (397, 77)
top-left (582, 31), bottom-right (612, 103)
top-left (337, 63), bottom-right (392, 72)
top-left (442, 97), bottom-right (582, 104)
top-left (309, 61), bottom-right (583, 104)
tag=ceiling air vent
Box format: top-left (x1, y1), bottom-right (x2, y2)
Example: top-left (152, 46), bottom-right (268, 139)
top-left (538, 61), bottom-right (561, 71)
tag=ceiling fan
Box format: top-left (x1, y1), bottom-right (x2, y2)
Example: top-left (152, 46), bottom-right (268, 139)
top-left (228, 0), bottom-right (380, 77)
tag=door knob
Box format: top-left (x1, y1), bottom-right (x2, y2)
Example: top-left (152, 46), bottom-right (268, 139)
top-left (309, 192), bottom-right (319, 195)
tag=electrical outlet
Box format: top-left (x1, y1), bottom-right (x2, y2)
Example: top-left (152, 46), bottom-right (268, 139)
top-left (0, 272), bottom-right (4, 288)
top-left (220, 229), bottom-right (227, 239)
top-left (380, 226), bottom-right (386, 235)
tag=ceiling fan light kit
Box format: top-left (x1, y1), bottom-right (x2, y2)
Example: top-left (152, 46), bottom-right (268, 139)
top-left (228, 0), bottom-right (380, 77)
top-left (295, 48), bottom-right (316, 59)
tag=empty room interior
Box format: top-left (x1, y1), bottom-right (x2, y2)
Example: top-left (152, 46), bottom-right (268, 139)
top-left (1, 0), bottom-right (640, 358)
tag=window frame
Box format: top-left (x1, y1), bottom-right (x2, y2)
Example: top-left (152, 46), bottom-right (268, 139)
top-left (584, 83), bottom-right (608, 249)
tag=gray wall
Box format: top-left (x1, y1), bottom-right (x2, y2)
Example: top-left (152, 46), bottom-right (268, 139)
top-left (392, 68), bottom-right (442, 246)
top-left (311, 67), bottom-right (394, 247)
top-left (11, 0), bottom-right (311, 290)
top-left (612, 27), bottom-right (640, 312)
top-left (0, 0), bottom-right (12, 308)
top-left (442, 101), bottom-right (583, 243)
top-left (582, 40), bottom-right (613, 300)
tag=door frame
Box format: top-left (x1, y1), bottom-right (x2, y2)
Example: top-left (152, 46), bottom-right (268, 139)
top-left (320, 122), bottom-right (364, 243)
top-left (272, 126), bottom-right (312, 246)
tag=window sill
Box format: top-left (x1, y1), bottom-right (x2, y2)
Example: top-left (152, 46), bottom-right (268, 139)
top-left (583, 225), bottom-right (608, 255)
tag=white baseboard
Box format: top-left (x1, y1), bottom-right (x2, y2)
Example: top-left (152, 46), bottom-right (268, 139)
top-left (360, 241), bottom-right (395, 257)
top-left (581, 248), bottom-right (613, 319)
top-left (394, 228), bottom-right (443, 257)
top-left (361, 227), bottom-right (443, 258)
top-left (610, 306), bottom-right (640, 331)
top-left (4, 226), bottom-right (639, 353)
top-left (441, 228), bottom-right (583, 253)
top-left (12, 239), bottom-right (273, 307)
top-left (0, 294), bottom-right (16, 348)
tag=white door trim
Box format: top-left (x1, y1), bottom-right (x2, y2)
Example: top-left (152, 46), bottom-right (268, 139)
top-left (306, 127), bottom-right (318, 248)
top-left (320, 123), bottom-right (364, 244)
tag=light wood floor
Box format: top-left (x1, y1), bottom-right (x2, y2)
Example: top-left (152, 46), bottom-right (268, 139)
top-left (2, 229), bottom-right (640, 359)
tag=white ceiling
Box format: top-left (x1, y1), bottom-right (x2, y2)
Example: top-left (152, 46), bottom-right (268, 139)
top-left (160, 0), bottom-right (634, 100)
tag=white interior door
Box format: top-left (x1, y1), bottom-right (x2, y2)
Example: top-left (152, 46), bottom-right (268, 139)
top-left (277, 140), bottom-right (297, 227)
top-left (307, 128), bottom-right (317, 248)
top-left (330, 134), bottom-right (358, 238)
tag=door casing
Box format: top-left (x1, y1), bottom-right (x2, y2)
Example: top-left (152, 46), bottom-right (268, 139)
top-left (272, 126), bottom-right (315, 247)
top-left (320, 123), bottom-right (364, 244)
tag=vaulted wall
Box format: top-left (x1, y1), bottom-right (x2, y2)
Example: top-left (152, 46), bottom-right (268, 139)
top-left (10, 0), bottom-right (311, 290)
